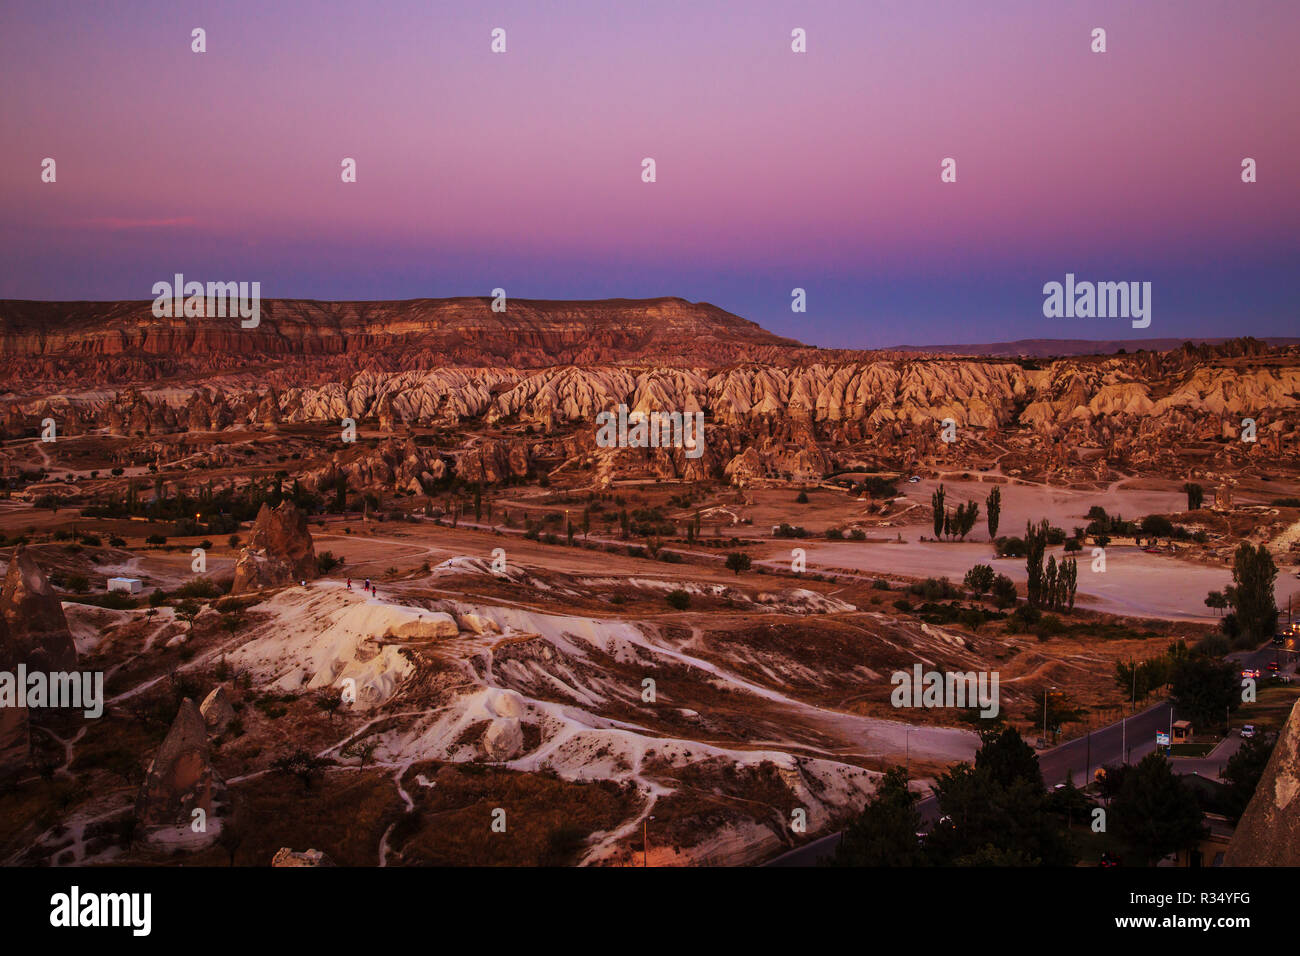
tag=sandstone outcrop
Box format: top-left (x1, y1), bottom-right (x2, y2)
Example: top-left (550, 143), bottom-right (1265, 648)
top-left (0, 546), bottom-right (78, 672)
top-left (1225, 701), bottom-right (1300, 865)
top-left (231, 501), bottom-right (317, 594)
top-left (0, 615), bottom-right (29, 781)
top-left (135, 698), bottom-right (223, 830)
top-left (199, 685), bottom-right (236, 733)
top-left (271, 847), bottom-right (336, 867)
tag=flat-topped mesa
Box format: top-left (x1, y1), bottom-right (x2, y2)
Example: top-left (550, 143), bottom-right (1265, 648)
top-left (0, 545), bottom-right (78, 672)
top-left (0, 296), bottom-right (803, 373)
top-left (134, 697), bottom-right (223, 831)
top-left (230, 501), bottom-right (318, 594)
top-left (1224, 700), bottom-right (1300, 865)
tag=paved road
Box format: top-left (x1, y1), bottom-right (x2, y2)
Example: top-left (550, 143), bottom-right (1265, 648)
top-left (767, 700), bottom-right (1176, 867)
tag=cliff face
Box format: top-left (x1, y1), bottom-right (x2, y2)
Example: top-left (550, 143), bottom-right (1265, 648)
top-left (0, 296), bottom-right (801, 375)
top-left (1225, 702), bottom-right (1300, 865)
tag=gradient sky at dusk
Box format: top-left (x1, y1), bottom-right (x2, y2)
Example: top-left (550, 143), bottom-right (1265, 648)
top-left (1, 0), bottom-right (1297, 347)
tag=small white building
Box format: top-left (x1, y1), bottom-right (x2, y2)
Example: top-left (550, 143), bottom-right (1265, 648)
top-left (107, 577), bottom-right (143, 594)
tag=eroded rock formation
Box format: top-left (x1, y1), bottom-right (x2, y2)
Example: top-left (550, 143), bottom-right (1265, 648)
top-left (135, 698), bottom-right (223, 830)
top-left (231, 501), bottom-right (317, 594)
top-left (0, 546), bottom-right (78, 672)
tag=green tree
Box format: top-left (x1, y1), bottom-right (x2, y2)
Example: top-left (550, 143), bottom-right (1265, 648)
top-left (1184, 482), bottom-right (1204, 510)
top-left (986, 485), bottom-right (1001, 540)
top-left (990, 574), bottom-right (1018, 609)
top-left (963, 564), bottom-right (995, 595)
top-left (1140, 514), bottom-right (1174, 540)
top-left (827, 766), bottom-right (924, 866)
top-left (315, 690), bottom-right (343, 722)
top-left (271, 748), bottom-right (330, 792)
top-left (1222, 734), bottom-right (1276, 821)
top-left (1110, 752), bottom-right (1206, 865)
top-left (1204, 590), bottom-right (1228, 616)
top-left (925, 762), bottom-right (1073, 866)
top-left (175, 599), bottom-right (201, 633)
top-left (1025, 519), bottom-right (1048, 607)
top-left (1170, 654), bottom-right (1238, 727)
top-left (341, 738), bottom-right (379, 769)
top-left (974, 726), bottom-right (1043, 791)
top-left (725, 552), bottom-right (751, 575)
top-left (931, 485), bottom-right (946, 539)
top-left (1226, 541), bottom-right (1278, 641)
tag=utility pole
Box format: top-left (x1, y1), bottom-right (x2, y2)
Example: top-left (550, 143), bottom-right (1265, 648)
top-left (1043, 688), bottom-right (1048, 746)
top-left (1131, 658), bottom-right (1137, 715)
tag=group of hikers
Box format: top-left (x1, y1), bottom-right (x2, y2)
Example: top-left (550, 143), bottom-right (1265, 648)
top-left (346, 577), bottom-right (377, 597)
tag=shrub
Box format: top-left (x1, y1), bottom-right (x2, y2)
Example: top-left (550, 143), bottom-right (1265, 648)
top-left (1140, 514), bottom-right (1174, 538)
top-left (665, 589), bottom-right (691, 610)
top-left (962, 564), bottom-right (995, 595)
top-left (1035, 614), bottom-right (1066, 639)
top-left (724, 552), bottom-right (751, 575)
top-left (908, 577), bottom-right (958, 601)
top-left (990, 574), bottom-right (1018, 609)
top-left (1009, 605), bottom-right (1042, 631)
top-left (175, 578), bottom-right (221, 600)
top-left (995, 536), bottom-right (1027, 558)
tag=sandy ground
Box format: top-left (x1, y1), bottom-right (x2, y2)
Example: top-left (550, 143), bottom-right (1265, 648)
top-left (796, 538), bottom-right (1300, 621)
top-left (778, 478), bottom-right (1300, 622)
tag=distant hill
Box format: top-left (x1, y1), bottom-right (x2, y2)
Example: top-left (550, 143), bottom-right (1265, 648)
top-left (890, 337), bottom-right (1300, 358)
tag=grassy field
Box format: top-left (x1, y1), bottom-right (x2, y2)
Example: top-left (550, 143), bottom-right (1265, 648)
top-left (1234, 682), bottom-right (1300, 735)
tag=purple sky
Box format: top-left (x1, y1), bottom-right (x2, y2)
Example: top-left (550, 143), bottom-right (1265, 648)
top-left (1, 0), bottom-right (1297, 347)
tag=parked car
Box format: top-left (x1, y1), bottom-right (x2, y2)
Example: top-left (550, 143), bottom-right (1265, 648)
top-left (1241, 724), bottom-right (1257, 739)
